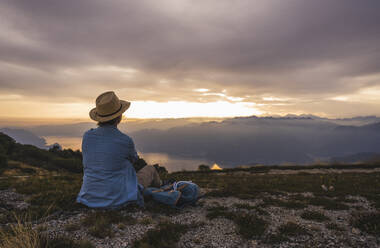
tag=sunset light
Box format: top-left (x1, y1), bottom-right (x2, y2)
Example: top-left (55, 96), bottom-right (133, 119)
top-left (1, 2), bottom-right (380, 245)
top-left (126, 100), bottom-right (263, 118)
top-left (0, 98), bottom-right (263, 119)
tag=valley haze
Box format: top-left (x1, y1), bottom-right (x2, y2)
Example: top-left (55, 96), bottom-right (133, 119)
top-left (1, 115), bottom-right (380, 171)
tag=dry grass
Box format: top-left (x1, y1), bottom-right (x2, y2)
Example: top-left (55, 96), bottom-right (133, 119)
top-left (0, 213), bottom-right (94, 248)
top-left (0, 215), bottom-right (40, 248)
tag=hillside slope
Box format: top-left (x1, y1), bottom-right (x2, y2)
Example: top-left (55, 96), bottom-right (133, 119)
top-left (0, 132), bottom-right (83, 174)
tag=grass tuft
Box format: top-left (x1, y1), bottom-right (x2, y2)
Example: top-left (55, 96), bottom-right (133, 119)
top-left (143, 200), bottom-right (180, 216)
top-left (64, 223), bottom-right (80, 232)
top-left (351, 211), bottom-right (380, 237)
top-left (325, 222), bottom-right (345, 231)
top-left (265, 234), bottom-right (290, 244)
top-left (132, 221), bottom-right (189, 248)
top-left (206, 207), bottom-right (268, 239)
top-left (264, 222), bottom-right (309, 244)
top-left (40, 236), bottom-right (94, 248)
top-left (308, 197), bottom-right (349, 210)
top-left (301, 210), bottom-right (330, 222)
top-left (277, 222), bottom-right (309, 237)
top-left (206, 206), bottom-right (235, 220)
top-left (0, 215), bottom-right (40, 248)
top-left (81, 211), bottom-right (136, 238)
top-left (260, 197), bottom-right (307, 210)
top-left (0, 214), bottom-right (93, 248)
top-left (234, 203), bottom-right (270, 216)
top-left (234, 213), bottom-right (268, 239)
top-left (139, 216), bottom-right (154, 225)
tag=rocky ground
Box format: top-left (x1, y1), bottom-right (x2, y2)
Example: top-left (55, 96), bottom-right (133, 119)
top-left (1, 167), bottom-right (380, 247)
top-left (1, 188), bottom-right (379, 247)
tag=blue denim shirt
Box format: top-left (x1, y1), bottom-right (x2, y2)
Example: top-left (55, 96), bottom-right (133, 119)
top-left (76, 125), bottom-right (143, 209)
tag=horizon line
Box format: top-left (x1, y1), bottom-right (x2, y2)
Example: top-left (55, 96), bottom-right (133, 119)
top-left (0, 113), bottom-right (379, 125)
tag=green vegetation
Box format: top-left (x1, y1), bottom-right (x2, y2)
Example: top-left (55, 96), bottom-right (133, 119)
top-left (265, 234), bottom-right (290, 244)
top-left (17, 175), bottom-right (83, 220)
top-left (198, 164), bottom-right (210, 171)
top-left (0, 132), bottom-right (83, 174)
top-left (173, 170), bottom-right (380, 210)
top-left (0, 216), bottom-right (40, 248)
top-left (301, 210), bottom-right (330, 222)
top-left (206, 206), bottom-right (268, 239)
top-left (0, 215), bottom-right (93, 248)
top-left (0, 174), bottom-right (83, 224)
top-left (40, 236), bottom-right (94, 248)
top-left (265, 222), bottom-right (309, 245)
top-left (287, 194), bottom-right (350, 210)
top-left (308, 197), bottom-right (349, 210)
top-left (143, 199), bottom-right (180, 216)
top-left (351, 212), bottom-right (380, 237)
top-left (260, 196), bottom-right (307, 210)
top-left (132, 221), bottom-right (190, 248)
top-left (0, 178), bottom-right (11, 190)
top-left (326, 222), bottom-right (345, 231)
top-left (233, 203), bottom-right (256, 210)
top-left (235, 213), bottom-right (268, 239)
top-left (206, 206), bottom-right (235, 220)
top-left (0, 161), bottom-right (37, 176)
top-left (233, 203), bottom-right (269, 216)
top-left (81, 211), bottom-right (136, 238)
top-left (139, 216), bottom-right (154, 225)
top-left (277, 222), bottom-right (309, 237)
top-left (0, 154), bottom-right (7, 174)
top-left (64, 223), bottom-right (80, 232)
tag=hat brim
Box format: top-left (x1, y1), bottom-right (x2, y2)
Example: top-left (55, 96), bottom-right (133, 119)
top-left (89, 100), bottom-right (131, 122)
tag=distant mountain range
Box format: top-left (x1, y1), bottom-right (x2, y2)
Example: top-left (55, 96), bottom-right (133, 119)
top-left (1, 115), bottom-right (380, 167)
top-left (330, 152), bottom-right (380, 164)
top-left (0, 128), bottom-right (49, 149)
top-left (130, 116), bottom-right (380, 166)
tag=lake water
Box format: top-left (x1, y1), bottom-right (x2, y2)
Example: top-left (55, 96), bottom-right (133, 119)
top-left (43, 136), bottom-right (215, 172)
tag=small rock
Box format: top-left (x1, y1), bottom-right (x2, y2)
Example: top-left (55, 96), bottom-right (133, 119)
top-left (352, 228), bottom-right (360, 234)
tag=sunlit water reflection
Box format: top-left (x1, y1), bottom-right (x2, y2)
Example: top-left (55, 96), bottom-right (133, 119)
top-left (43, 136), bottom-right (215, 172)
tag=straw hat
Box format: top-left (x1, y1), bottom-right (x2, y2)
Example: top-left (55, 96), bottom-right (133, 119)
top-left (89, 91), bottom-right (130, 122)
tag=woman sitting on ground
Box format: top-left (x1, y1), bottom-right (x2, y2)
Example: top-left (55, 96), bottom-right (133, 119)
top-left (76, 91), bottom-right (161, 209)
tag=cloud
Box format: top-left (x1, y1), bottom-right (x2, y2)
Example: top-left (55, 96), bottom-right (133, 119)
top-left (0, 0), bottom-right (380, 116)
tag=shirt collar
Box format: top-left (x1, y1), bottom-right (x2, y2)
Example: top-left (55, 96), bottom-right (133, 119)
top-left (100, 125), bottom-right (118, 129)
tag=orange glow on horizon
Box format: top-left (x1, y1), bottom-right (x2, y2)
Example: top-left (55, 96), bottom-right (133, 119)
top-left (0, 99), bottom-right (264, 120)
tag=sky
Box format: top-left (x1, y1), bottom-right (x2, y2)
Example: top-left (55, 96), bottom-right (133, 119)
top-left (1, 0), bottom-right (380, 120)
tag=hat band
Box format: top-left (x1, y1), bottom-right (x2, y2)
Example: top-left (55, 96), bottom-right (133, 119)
top-left (97, 104), bottom-right (123, 117)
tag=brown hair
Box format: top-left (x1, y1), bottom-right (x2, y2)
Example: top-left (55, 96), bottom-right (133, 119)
top-left (97, 115), bottom-right (122, 127)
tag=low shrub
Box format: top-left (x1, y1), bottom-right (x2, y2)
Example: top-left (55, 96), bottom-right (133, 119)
top-left (133, 221), bottom-right (189, 248)
top-left (277, 222), bottom-right (309, 237)
top-left (351, 212), bottom-right (380, 237)
top-left (234, 213), bottom-right (268, 239)
top-left (301, 210), bottom-right (330, 222)
top-left (81, 211), bottom-right (136, 239)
